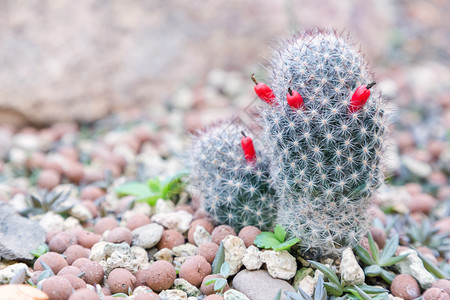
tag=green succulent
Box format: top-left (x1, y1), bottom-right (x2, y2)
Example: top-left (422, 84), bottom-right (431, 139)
top-left (354, 231), bottom-right (408, 284)
top-left (308, 260), bottom-right (387, 298)
top-left (20, 190), bottom-right (73, 217)
top-left (115, 171), bottom-right (188, 206)
top-left (254, 224), bottom-right (300, 252)
top-left (204, 262), bottom-right (230, 295)
top-left (407, 218), bottom-right (450, 255)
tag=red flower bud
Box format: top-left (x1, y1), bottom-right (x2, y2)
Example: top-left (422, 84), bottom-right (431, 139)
top-left (287, 87), bottom-right (304, 110)
top-left (349, 81), bottom-right (376, 113)
top-left (251, 74), bottom-right (276, 105)
top-left (241, 131), bottom-right (256, 164)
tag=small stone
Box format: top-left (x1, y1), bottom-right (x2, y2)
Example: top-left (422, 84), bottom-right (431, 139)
top-left (90, 242), bottom-right (139, 275)
top-left (432, 279), bottom-right (450, 296)
top-left (298, 276), bottom-right (315, 297)
top-left (62, 217), bottom-right (82, 231)
top-left (196, 242), bottom-right (219, 264)
top-left (69, 203), bottom-right (93, 222)
top-left (151, 210), bottom-right (193, 233)
top-left (223, 235), bottom-right (246, 275)
top-left (423, 288), bottom-right (450, 300)
top-left (391, 274), bottom-right (421, 300)
top-left (132, 246), bottom-right (150, 270)
top-left (340, 247), bottom-right (365, 286)
top-left (260, 250), bottom-right (297, 280)
top-left (242, 245), bottom-right (262, 270)
top-left (0, 263), bottom-right (29, 284)
top-left (155, 198), bottom-right (175, 214)
top-left (172, 243), bottom-right (198, 257)
top-left (131, 223), bottom-right (164, 249)
top-left (172, 278), bottom-right (202, 297)
top-left (238, 226), bottom-right (261, 248)
top-left (193, 225), bottom-right (212, 246)
top-left (397, 249), bottom-right (435, 289)
top-left (39, 211), bottom-right (65, 232)
top-left (223, 289), bottom-right (251, 300)
top-left (0, 203), bottom-right (46, 260)
top-left (158, 289), bottom-right (188, 300)
top-left (293, 268), bottom-right (314, 291)
top-left (403, 155), bottom-right (432, 178)
top-left (232, 269), bottom-right (295, 300)
top-left (154, 248), bottom-right (174, 263)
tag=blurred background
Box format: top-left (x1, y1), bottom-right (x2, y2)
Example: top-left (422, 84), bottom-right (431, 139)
top-left (0, 0), bottom-right (449, 182)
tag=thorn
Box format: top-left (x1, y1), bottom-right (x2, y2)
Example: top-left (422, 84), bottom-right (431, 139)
top-left (251, 74), bottom-right (258, 85)
top-left (366, 81), bottom-right (376, 89)
top-left (241, 131), bottom-right (246, 137)
top-left (288, 87), bottom-right (293, 96)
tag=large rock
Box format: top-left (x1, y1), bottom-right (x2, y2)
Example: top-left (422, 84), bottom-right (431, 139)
top-left (0, 203), bottom-right (46, 260)
top-left (0, 0), bottom-right (393, 126)
top-left (232, 269), bottom-right (295, 300)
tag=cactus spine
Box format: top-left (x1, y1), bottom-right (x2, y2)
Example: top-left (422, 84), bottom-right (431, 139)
top-left (257, 29), bottom-right (387, 256)
top-left (187, 121), bottom-right (276, 231)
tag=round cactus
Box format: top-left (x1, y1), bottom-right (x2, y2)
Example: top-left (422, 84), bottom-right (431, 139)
top-left (257, 29), bottom-right (388, 256)
top-left (187, 121), bottom-right (276, 231)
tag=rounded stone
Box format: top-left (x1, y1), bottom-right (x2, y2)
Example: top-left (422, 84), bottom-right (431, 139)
top-left (34, 252), bottom-right (68, 274)
top-left (188, 219), bottom-right (214, 244)
top-left (157, 230), bottom-right (185, 250)
top-left (200, 274), bottom-right (229, 295)
top-left (196, 242), bottom-right (219, 264)
top-left (179, 255), bottom-right (211, 287)
top-left (94, 217), bottom-right (119, 235)
top-left (146, 260), bottom-right (177, 292)
top-left (238, 226), bottom-right (261, 248)
top-left (76, 230), bottom-right (102, 249)
top-left (391, 274), bottom-right (421, 300)
top-left (126, 213), bottom-right (151, 231)
top-left (369, 227), bottom-right (386, 249)
top-left (105, 227), bottom-right (132, 245)
top-left (80, 186), bottom-right (105, 201)
top-left (61, 274), bottom-right (87, 290)
top-left (41, 276), bottom-right (73, 300)
top-left (108, 268), bottom-right (136, 294)
top-left (64, 245), bottom-right (89, 265)
top-left (423, 288), bottom-right (450, 300)
top-left (211, 225), bottom-right (236, 245)
top-left (433, 280), bottom-right (450, 296)
top-left (68, 288), bottom-right (100, 300)
top-left (57, 266), bottom-right (82, 276)
top-left (37, 169), bottom-right (61, 190)
top-left (79, 261), bottom-right (104, 285)
top-left (49, 232), bottom-right (77, 253)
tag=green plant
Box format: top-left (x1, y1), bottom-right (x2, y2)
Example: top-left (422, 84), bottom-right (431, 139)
top-left (20, 190), bottom-right (73, 217)
top-left (254, 29), bottom-right (387, 256)
top-left (410, 245), bottom-right (449, 279)
top-left (30, 244), bottom-right (50, 258)
top-left (283, 274), bottom-right (327, 300)
top-left (308, 260), bottom-right (387, 298)
top-left (115, 171), bottom-right (188, 206)
top-left (204, 262), bottom-right (231, 294)
top-left (186, 121), bottom-right (277, 231)
top-left (254, 224), bottom-right (300, 251)
top-left (353, 232), bottom-right (408, 284)
top-left (407, 218), bottom-right (450, 255)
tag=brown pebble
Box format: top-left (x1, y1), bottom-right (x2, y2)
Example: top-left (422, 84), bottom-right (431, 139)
top-left (71, 257), bottom-right (91, 269)
top-left (146, 260), bottom-right (177, 292)
top-left (211, 225), bottom-right (236, 245)
top-left (423, 288), bottom-right (450, 300)
top-left (26, 151), bottom-right (46, 170)
top-left (49, 232), bottom-right (77, 253)
top-left (105, 227), bottom-right (132, 245)
top-left (133, 292), bottom-right (161, 300)
top-left (433, 280), bottom-right (450, 296)
top-left (204, 295), bottom-right (224, 300)
top-left (41, 276), bottom-right (73, 300)
top-left (57, 266), bottom-right (82, 276)
top-left (46, 230), bottom-right (62, 244)
top-left (179, 255), bottom-right (211, 287)
top-left (200, 274), bottom-right (229, 295)
top-left (81, 201), bottom-right (98, 218)
top-left (107, 268), bottom-right (136, 294)
top-left (68, 288), bottom-right (99, 300)
top-left (238, 226), bottom-right (261, 248)
top-left (63, 161), bottom-right (85, 183)
top-left (80, 186), bottom-right (105, 201)
top-left (359, 237), bottom-right (380, 257)
top-left (188, 219), bottom-right (214, 244)
top-left (37, 169), bottom-right (61, 190)
top-left (94, 217), bottom-right (119, 235)
top-left (196, 242), bottom-right (219, 264)
top-left (61, 274), bottom-right (87, 290)
top-left (79, 261), bottom-right (104, 285)
top-left (34, 252), bottom-right (68, 274)
top-left (134, 269), bottom-right (151, 288)
top-left (175, 204), bottom-right (195, 215)
top-left (76, 230), bottom-right (102, 248)
top-left (157, 230), bottom-right (185, 250)
top-left (126, 213), bottom-right (151, 231)
top-left (369, 227), bottom-right (386, 249)
top-left (391, 274), bottom-right (421, 300)
top-left (409, 193), bottom-right (436, 214)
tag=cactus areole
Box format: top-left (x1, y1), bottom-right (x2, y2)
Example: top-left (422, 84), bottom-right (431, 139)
top-left (241, 131), bottom-right (256, 164)
top-left (349, 81), bottom-right (377, 113)
top-left (251, 74), bottom-right (276, 105)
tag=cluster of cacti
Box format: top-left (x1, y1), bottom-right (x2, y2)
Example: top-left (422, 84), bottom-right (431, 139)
top-left (256, 29), bottom-right (387, 256)
top-left (186, 29), bottom-right (387, 256)
top-left (187, 121), bottom-right (276, 231)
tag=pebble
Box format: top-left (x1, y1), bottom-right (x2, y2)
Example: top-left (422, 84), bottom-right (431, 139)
top-left (151, 210), bottom-right (193, 233)
top-left (193, 225), bottom-right (212, 246)
top-left (39, 211), bottom-right (65, 232)
top-left (232, 269), bottom-right (295, 300)
top-left (0, 263), bottom-right (29, 284)
top-left (223, 289), bottom-right (251, 300)
top-left (260, 250), bottom-right (297, 280)
top-left (69, 203), bottom-right (93, 221)
top-left (172, 243), bottom-right (198, 257)
top-left (397, 249), bottom-right (435, 289)
top-left (132, 246), bottom-right (151, 270)
top-left (158, 289), bottom-right (188, 299)
top-left (298, 275), bottom-right (315, 296)
top-left (172, 278), bottom-right (202, 297)
top-left (422, 288), bottom-right (450, 300)
top-left (242, 245), bottom-right (263, 270)
top-left (154, 248), bottom-right (174, 263)
top-left (292, 268), bottom-right (314, 291)
top-left (131, 223), bottom-right (164, 248)
top-left (0, 284), bottom-right (49, 300)
top-left (402, 155), bottom-right (432, 178)
top-left (340, 247), bottom-right (365, 286)
top-left (90, 241), bottom-right (139, 275)
top-left (155, 198), bottom-right (175, 214)
top-left (391, 274), bottom-right (421, 300)
top-left (223, 235), bottom-right (246, 275)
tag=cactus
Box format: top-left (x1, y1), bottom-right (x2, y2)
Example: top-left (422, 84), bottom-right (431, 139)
top-left (256, 29), bottom-right (388, 256)
top-left (187, 121), bottom-right (276, 231)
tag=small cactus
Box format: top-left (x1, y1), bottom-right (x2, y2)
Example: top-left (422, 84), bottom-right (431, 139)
top-left (255, 29), bottom-right (388, 256)
top-left (187, 121), bottom-right (276, 231)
